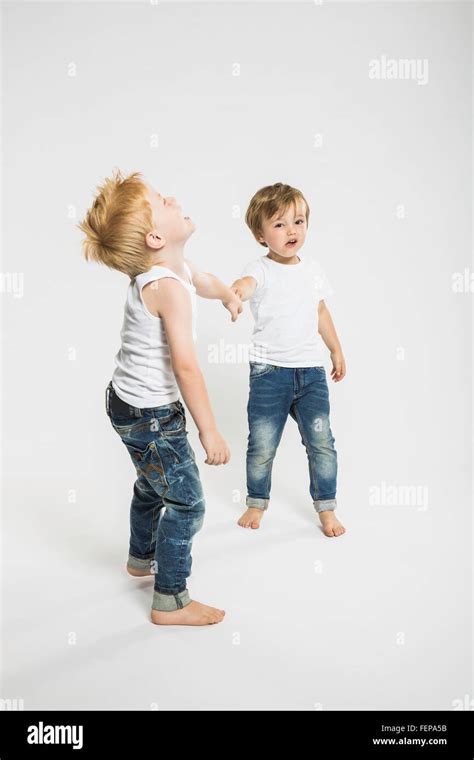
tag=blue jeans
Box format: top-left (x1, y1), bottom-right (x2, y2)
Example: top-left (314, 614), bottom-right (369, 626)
top-left (105, 381), bottom-right (205, 611)
top-left (246, 363), bottom-right (338, 512)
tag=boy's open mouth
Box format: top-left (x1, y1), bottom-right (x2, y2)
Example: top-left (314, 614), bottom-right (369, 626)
top-left (286, 239), bottom-right (297, 246)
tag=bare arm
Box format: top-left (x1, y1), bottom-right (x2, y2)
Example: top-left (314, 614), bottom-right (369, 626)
top-left (185, 259), bottom-right (242, 321)
top-left (318, 300), bottom-right (346, 382)
top-left (230, 276), bottom-right (257, 302)
top-left (147, 278), bottom-right (230, 464)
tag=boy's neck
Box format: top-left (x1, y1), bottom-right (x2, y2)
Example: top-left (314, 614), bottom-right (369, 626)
top-left (266, 249), bottom-right (301, 266)
top-left (151, 242), bottom-right (187, 271)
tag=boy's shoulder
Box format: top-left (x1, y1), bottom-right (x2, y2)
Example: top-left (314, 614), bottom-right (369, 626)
top-left (240, 255), bottom-right (270, 289)
top-left (241, 254), bottom-right (268, 271)
top-left (302, 255), bottom-right (325, 272)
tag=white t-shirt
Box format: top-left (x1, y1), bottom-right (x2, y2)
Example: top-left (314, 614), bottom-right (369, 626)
top-left (112, 263), bottom-right (197, 408)
top-left (240, 252), bottom-right (333, 367)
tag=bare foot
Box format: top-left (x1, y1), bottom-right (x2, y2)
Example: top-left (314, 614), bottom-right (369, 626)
top-left (238, 507), bottom-right (264, 529)
top-left (318, 510), bottom-right (346, 537)
top-left (151, 600), bottom-right (225, 626)
top-left (126, 563), bottom-right (153, 577)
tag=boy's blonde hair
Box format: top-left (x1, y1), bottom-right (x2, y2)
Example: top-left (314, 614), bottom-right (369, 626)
top-left (77, 169), bottom-right (155, 278)
top-left (245, 182), bottom-right (310, 247)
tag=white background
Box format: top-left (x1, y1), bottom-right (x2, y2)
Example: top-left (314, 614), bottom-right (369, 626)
top-left (2, 0), bottom-right (472, 710)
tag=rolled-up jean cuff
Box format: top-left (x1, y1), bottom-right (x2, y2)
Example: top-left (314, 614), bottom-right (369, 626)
top-left (152, 588), bottom-right (191, 611)
top-left (313, 498), bottom-right (337, 513)
top-left (246, 496), bottom-right (269, 510)
top-left (128, 553), bottom-right (154, 571)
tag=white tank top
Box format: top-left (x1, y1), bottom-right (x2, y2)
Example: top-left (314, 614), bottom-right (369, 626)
top-left (111, 263), bottom-right (197, 408)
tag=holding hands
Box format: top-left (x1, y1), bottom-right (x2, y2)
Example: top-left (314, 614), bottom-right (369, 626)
top-left (222, 288), bottom-right (243, 322)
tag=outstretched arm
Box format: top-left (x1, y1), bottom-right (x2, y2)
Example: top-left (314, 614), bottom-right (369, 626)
top-left (186, 259), bottom-right (242, 321)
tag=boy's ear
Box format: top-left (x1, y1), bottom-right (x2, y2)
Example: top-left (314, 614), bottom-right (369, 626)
top-left (145, 230), bottom-right (166, 250)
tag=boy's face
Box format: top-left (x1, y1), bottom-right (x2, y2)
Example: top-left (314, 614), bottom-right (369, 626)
top-left (145, 184), bottom-right (195, 250)
top-left (257, 200), bottom-right (308, 258)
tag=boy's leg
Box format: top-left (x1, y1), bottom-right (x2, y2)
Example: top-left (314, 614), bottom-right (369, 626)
top-left (106, 382), bottom-right (162, 574)
top-left (289, 367), bottom-right (344, 536)
top-left (124, 421), bottom-right (205, 610)
top-left (107, 386), bottom-right (206, 608)
top-left (151, 452), bottom-right (205, 610)
top-left (126, 474), bottom-right (164, 575)
top-left (243, 363), bottom-right (293, 519)
top-left (289, 366), bottom-right (337, 509)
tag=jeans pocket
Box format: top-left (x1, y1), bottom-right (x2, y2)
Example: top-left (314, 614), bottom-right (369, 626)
top-left (123, 438), bottom-right (168, 489)
top-left (311, 366), bottom-right (328, 390)
top-left (160, 430), bottom-right (195, 468)
top-left (249, 361), bottom-right (277, 379)
top-left (112, 418), bottom-right (156, 437)
top-left (159, 402), bottom-right (186, 435)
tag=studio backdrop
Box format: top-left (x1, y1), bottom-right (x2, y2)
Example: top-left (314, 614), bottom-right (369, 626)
top-left (2, 0), bottom-right (472, 710)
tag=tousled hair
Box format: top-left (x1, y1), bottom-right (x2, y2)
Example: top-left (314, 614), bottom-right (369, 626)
top-left (77, 169), bottom-right (155, 278)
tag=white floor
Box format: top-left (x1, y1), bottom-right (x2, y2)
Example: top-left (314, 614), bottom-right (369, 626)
top-left (2, 447), bottom-right (470, 711)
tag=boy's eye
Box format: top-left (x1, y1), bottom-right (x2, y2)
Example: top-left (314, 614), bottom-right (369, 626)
top-left (296, 219), bottom-right (304, 224)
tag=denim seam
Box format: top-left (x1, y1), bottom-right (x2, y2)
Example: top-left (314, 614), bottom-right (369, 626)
top-left (152, 588), bottom-right (191, 611)
top-left (168, 505), bottom-right (191, 596)
top-left (150, 504), bottom-right (160, 552)
top-left (130, 553), bottom-right (154, 560)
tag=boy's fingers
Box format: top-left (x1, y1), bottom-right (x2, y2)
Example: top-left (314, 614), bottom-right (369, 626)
top-left (217, 449), bottom-right (229, 465)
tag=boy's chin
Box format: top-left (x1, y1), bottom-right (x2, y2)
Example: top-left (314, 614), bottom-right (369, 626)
top-left (280, 243), bottom-right (302, 255)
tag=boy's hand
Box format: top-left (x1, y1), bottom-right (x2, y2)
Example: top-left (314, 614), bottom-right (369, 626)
top-left (330, 350), bottom-right (346, 382)
top-left (199, 429), bottom-right (231, 465)
top-left (222, 290), bottom-right (243, 322)
top-left (230, 276), bottom-right (257, 303)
